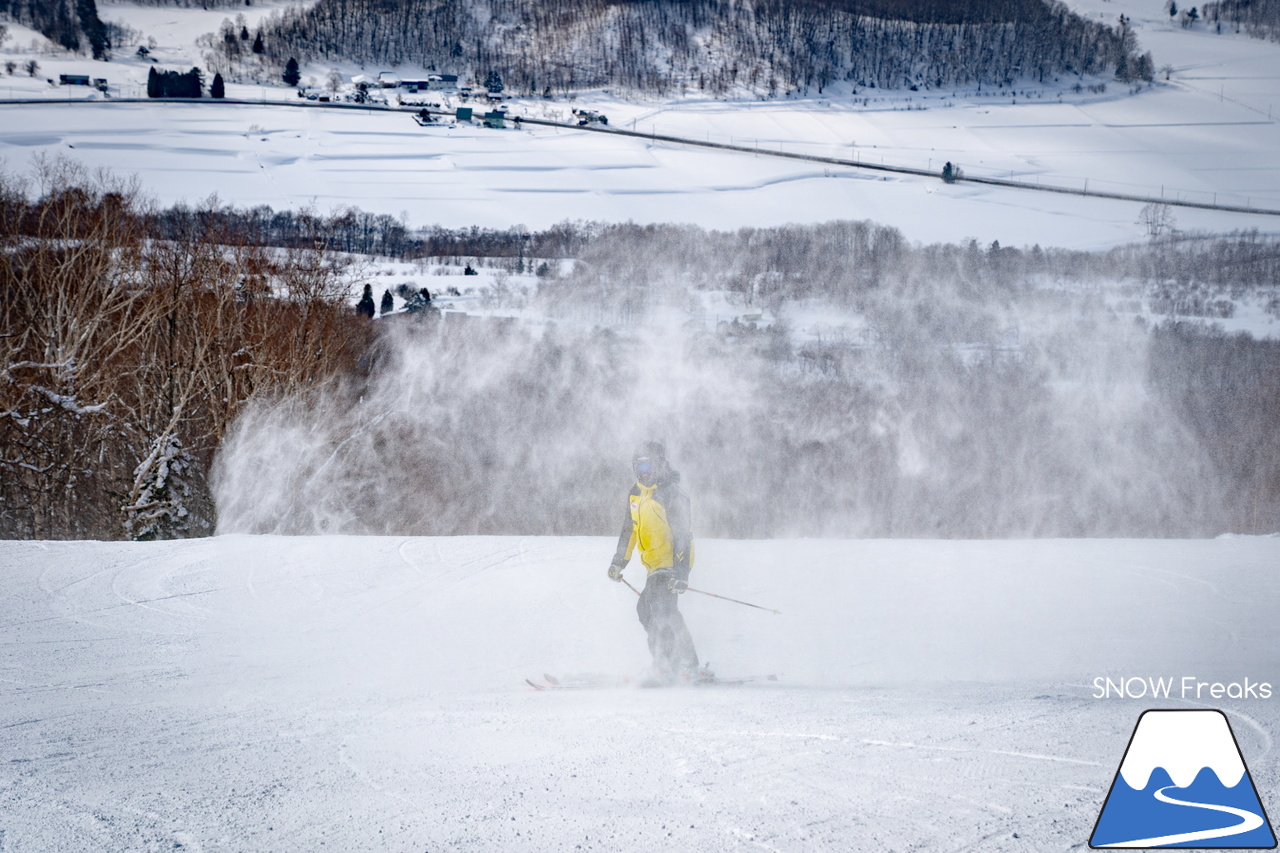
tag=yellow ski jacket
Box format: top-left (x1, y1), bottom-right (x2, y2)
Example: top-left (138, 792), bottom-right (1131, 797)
top-left (611, 477), bottom-right (694, 577)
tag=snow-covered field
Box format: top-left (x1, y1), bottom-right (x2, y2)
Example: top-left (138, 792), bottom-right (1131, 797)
top-left (3, 94), bottom-right (1275, 250)
top-left (0, 0), bottom-right (1278, 247)
top-left (3, 534), bottom-right (1278, 851)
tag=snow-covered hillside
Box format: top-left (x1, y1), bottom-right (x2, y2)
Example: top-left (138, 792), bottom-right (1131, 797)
top-left (2, 534), bottom-right (1278, 851)
top-left (0, 0), bottom-right (1277, 248)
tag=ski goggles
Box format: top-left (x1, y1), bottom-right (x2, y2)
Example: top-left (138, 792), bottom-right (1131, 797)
top-left (633, 457), bottom-right (655, 479)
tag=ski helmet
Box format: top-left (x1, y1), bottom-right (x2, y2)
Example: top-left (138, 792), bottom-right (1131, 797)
top-left (632, 441), bottom-right (667, 486)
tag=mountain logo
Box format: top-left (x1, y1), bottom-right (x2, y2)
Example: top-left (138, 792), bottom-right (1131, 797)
top-left (1091, 710), bottom-right (1276, 849)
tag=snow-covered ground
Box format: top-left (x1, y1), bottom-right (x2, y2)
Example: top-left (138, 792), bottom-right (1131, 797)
top-left (1, 0), bottom-right (1278, 248)
top-left (3, 534), bottom-right (1278, 851)
top-left (2, 93), bottom-right (1273, 250)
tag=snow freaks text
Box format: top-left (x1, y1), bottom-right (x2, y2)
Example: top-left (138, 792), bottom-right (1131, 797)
top-left (1092, 677), bottom-right (1273, 700)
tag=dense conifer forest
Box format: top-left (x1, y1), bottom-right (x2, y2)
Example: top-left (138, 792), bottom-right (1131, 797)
top-left (0, 0), bottom-right (108, 59)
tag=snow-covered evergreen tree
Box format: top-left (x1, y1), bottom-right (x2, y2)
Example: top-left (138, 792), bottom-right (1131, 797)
top-left (356, 284), bottom-right (376, 318)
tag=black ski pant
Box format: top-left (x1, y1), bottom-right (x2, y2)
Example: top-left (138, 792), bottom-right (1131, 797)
top-left (637, 569), bottom-right (698, 675)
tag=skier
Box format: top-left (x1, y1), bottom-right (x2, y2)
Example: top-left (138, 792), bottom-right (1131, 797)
top-left (607, 441), bottom-right (705, 683)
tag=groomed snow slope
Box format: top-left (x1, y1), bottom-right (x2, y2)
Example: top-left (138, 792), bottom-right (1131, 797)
top-left (2, 534), bottom-right (1277, 851)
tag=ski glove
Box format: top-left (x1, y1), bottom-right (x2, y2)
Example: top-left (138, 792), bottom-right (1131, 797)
top-left (607, 563), bottom-right (625, 582)
top-left (669, 577), bottom-right (688, 594)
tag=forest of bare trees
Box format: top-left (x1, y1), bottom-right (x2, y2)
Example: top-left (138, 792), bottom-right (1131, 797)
top-left (0, 0), bottom-right (1155, 92)
top-left (239, 0), bottom-right (1150, 96)
top-left (158, 207), bottom-right (1280, 298)
top-left (535, 221), bottom-right (1280, 316)
top-left (214, 218), bottom-right (1279, 541)
top-left (526, 223), bottom-right (1280, 537)
top-left (1203, 0), bottom-right (1280, 41)
top-left (147, 202), bottom-right (595, 261)
top-left (0, 159), bottom-right (372, 540)
top-left (5, 169), bottom-right (1278, 540)
top-left (107, 0), bottom-right (246, 6)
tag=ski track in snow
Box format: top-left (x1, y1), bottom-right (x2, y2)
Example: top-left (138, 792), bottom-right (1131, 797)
top-left (1, 535), bottom-right (1278, 851)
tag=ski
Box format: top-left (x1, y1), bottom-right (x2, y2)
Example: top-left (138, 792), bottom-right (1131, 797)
top-left (526, 672), bottom-right (777, 690)
top-left (657, 673), bottom-right (778, 687)
top-left (700, 673), bottom-right (778, 686)
top-left (525, 672), bottom-right (630, 690)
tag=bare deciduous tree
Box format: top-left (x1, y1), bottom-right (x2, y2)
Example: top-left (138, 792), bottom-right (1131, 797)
top-left (0, 159), bottom-right (373, 539)
top-left (1139, 202), bottom-right (1176, 239)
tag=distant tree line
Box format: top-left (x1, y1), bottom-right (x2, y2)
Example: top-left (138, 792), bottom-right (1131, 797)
top-left (1108, 229), bottom-right (1280, 288)
top-left (0, 0), bottom-right (108, 58)
top-left (1202, 0), bottom-right (1280, 41)
top-left (247, 0), bottom-right (1151, 96)
top-left (110, 0), bottom-right (246, 6)
top-left (144, 200), bottom-right (1280, 301)
top-left (147, 201), bottom-right (1280, 298)
top-left (146, 201), bottom-right (598, 260)
top-left (538, 221), bottom-right (1280, 317)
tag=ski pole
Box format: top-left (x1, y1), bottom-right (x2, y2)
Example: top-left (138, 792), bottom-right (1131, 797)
top-left (620, 576), bottom-right (642, 596)
top-left (681, 586), bottom-right (781, 615)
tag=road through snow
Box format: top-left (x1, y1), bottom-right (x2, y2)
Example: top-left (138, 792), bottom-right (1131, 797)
top-left (1, 534), bottom-right (1277, 851)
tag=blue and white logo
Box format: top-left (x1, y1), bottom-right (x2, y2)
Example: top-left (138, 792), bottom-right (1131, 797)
top-left (1091, 710), bottom-right (1276, 848)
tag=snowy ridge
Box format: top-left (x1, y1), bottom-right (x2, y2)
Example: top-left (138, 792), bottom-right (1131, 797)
top-left (1118, 710), bottom-right (1246, 790)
